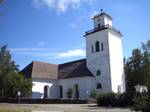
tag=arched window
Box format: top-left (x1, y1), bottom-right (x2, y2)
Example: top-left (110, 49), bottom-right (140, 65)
top-left (95, 41), bottom-right (100, 52)
top-left (101, 43), bottom-right (104, 51)
top-left (96, 70), bottom-right (101, 76)
top-left (91, 45), bottom-right (94, 53)
top-left (98, 23), bottom-right (101, 27)
top-left (44, 85), bottom-right (49, 98)
top-left (59, 85), bottom-right (63, 98)
top-left (96, 83), bottom-right (102, 89)
top-left (74, 84), bottom-right (79, 98)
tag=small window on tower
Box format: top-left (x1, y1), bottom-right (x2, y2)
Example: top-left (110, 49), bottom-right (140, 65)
top-left (96, 70), bottom-right (101, 76)
top-left (101, 43), bottom-right (104, 51)
top-left (96, 83), bottom-right (102, 89)
top-left (98, 23), bottom-right (101, 27)
top-left (97, 19), bottom-right (100, 22)
top-left (95, 41), bottom-right (100, 52)
top-left (91, 45), bottom-right (94, 53)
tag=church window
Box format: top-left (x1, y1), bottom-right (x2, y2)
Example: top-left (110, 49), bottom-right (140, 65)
top-left (95, 41), bottom-right (100, 52)
top-left (96, 70), bottom-right (101, 76)
top-left (98, 23), bottom-right (101, 27)
top-left (97, 19), bottom-right (100, 22)
top-left (101, 43), bottom-right (104, 51)
top-left (44, 85), bottom-right (49, 98)
top-left (91, 45), bottom-right (94, 53)
top-left (74, 84), bottom-right (79, 98)
top-left (96, 83), bottom-right (102, 89)
top-left (59, 85), bottom-right (63, 98)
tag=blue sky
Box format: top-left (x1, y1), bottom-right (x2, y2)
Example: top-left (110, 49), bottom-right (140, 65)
top-left (0, 0), bottom-right (150, 70)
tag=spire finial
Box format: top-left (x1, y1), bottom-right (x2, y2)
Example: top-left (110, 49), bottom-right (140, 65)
top-left (100, 9), bottom-right (103, 14)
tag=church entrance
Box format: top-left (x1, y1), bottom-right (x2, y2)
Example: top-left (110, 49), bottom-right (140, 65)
top-left (59, 85), bottom-right (63, 98)
top-left (74, 84), bottom-right (79, 98)
top-left (44, 85), bottom-right (49, 98)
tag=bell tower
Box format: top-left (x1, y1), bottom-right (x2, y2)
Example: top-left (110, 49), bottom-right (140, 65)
top-left (85, 11), bottom-right (126, 93)
top-left (93, 9), bottom-right (112, 28)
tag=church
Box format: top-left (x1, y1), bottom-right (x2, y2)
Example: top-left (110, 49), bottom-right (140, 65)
top-left (21, 11), bottom-right (126, 99)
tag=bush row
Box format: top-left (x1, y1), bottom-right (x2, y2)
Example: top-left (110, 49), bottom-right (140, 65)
top-left (96, 92), bottom-right (134, 107)
top-left (133, 93), bottom-right (150, 112)
top-left (0, 98), bottom-right (87, 104)
top-left (95, 91), bottom-right (150, 112)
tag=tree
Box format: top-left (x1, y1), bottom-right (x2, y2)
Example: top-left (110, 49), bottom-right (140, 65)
top-left (141, 40), bottom-right (150, 91)
top-left (123, 40), bottom-right (150, 111)
top-left (0, 0), bottom-right (3, 4)
top-left (0, 0), bottom-right (3, 15)
top-left (0, 45), bottom-right (32, 98)
top-left (125, 40), bottom-right (150, 92)
top-left (125, 48), bottom-right (143, 92)
top-left (66, 87), bottom-right (73, 98)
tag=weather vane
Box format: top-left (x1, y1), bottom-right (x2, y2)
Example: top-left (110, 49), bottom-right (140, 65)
top-left (100, 9), bottom-right (103, 14)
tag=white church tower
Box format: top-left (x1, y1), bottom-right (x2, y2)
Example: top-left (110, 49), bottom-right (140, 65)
top-left (85, 10), bottom-right (126, 93)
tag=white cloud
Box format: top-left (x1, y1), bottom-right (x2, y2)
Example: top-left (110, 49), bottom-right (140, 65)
top-left (69, 23), bottom-right (77, 28)
top-left (9, 48), bottom-right (50, 52)
top-left (14, 51), bottom-right (57, 58)
top-left (32, 0), bottom-right (94, 13)
top-left (37, 42), bottom-right (45, 46)
top-left (56, 49), bottom-right (85, 58)
top-left (10, 47), bottom-right (85, 59)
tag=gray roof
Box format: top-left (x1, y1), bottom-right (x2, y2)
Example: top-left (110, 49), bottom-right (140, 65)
top-left (20, 59), bottom-right (94, 79)
top-left (20, 61), bottom-right (58, 80)
top-left (58, 59), bottom-right (93, 79)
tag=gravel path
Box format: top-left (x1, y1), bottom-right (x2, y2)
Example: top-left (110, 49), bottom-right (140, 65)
top-left (0, 103), bottom-right (134, 112)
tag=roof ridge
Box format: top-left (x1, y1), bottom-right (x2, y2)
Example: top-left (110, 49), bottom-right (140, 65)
top-left (32, 61), bottom-right (58, 66)
top-left (59, 58), bottom-right (86, 66)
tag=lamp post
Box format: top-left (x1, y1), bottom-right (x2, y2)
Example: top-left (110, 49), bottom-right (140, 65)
top-left (17, 90), bottom-right (21, 111)
top-left (18, 90), bottom-right (21, 103)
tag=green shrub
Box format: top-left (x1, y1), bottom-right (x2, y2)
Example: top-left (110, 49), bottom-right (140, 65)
top-left (133, 93), bottom-right (150, 112)
top-left (96, 93), bottom-right (117, 106)
top-left (66, 87), bottom-right (73, 98)
top-left (118, 92), bottom-right (134, 107)
top-left (96, 91), bottom-right (150, 110)
top-left (89, 90), bottom-right (98, 99)
top-left (96, 92), bottom-right (134, 107)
